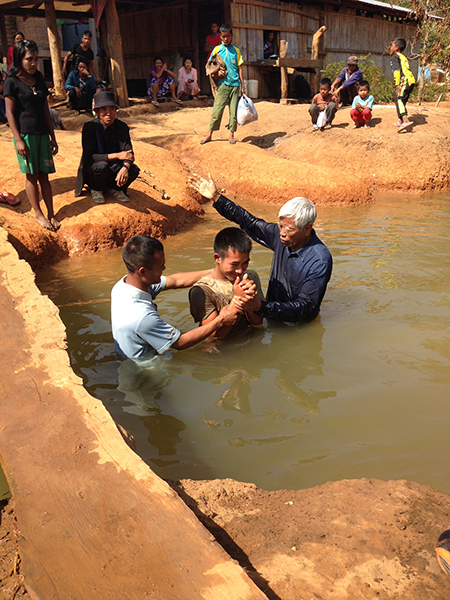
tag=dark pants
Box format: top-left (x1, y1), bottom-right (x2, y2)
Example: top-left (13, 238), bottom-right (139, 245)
top-left (338, 83), bottom-right (359, 107)
top-left (395, 82), bottom-right (415, 119)
top-left (68, 88), bottom-right (95, 111)
top-left (84, 160), bottom-right (140, 192)
top-left (309, 102), bottom-right (337, 125)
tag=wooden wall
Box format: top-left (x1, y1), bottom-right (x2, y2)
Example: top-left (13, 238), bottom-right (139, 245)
top-left (323, 9), bottom-right (418, 78)
top-left (120, 3), bottom-right (194, 80)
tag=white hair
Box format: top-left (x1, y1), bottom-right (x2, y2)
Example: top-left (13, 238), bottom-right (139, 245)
top-left (278, 197), bottom-right (317, 229)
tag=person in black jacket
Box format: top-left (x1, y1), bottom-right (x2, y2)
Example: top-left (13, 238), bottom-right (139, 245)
top-left (75, 90), bottom-right (139, 203)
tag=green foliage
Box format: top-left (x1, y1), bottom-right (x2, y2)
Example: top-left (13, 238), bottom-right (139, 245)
top-left (321, 55), bottom-right (395, 103)
top-left (410, 80), bottom-right (449, 102)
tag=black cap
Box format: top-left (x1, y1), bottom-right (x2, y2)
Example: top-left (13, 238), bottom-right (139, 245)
top-left (93, 90), bottom-right (119, 109)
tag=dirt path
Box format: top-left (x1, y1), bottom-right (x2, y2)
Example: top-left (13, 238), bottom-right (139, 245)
top-left (1, 100), bottom-right (449, 267)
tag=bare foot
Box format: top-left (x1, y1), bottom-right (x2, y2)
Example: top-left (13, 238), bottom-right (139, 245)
top-left (200, 134), bottom-right (212, 145)
top-left (35, 214), bottom-right (55, 231)
top-left (229, 134), bottom-right (236, 145)
top-left (50, 217), bottom-right (61, 231)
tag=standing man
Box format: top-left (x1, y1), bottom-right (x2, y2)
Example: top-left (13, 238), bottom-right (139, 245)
top-left (63, 30), bottom-right (101, 82)
top-left (205, 22), bottom-right (221, 61)
top-left (75, 90), bottom-right (139, 203)
top-left (189, 174), bottom-right (332, 324)
top-left (331, 56), bottom-right (363, 107)
top-left (200, 24), bottom-right (245, 145)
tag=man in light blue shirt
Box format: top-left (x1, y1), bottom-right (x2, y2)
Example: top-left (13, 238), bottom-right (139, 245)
top-left (200, 23), bottom-right (245, 146)
top-left (111, 235), bottom-right (241, 359)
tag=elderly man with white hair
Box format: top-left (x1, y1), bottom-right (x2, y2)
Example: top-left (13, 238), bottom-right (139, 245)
top-left (189, 174), bottom-right (332, 323)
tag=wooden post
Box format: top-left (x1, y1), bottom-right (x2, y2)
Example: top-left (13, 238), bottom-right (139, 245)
top-left (44, 1), bottom-right (65, 97)
top-left (280, 39), bottom-right (288, 102)
top-left (0, 13), bottom-right (8, 60)
top-left (310, 26), bottom-right (326, 97)
top-left (104, 0), bottom-right (129, 108)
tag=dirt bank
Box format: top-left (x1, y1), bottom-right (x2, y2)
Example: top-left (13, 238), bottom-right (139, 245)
top-left (174, 477), bottom-right (450, 600)
top-left (1, 100), bottom-right (449, 267)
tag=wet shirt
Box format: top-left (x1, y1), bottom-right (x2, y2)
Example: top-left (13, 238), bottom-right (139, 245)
top-left (111, 276), bottom-right (180, 359)
top-left (213, 195), bottom-right (333, 323)
top-left (189, 269), bottom-right (264, 336)
top-left (210, 43), bottom-right (243, 87)
top-left (3, 71), bottom-right (49, 135)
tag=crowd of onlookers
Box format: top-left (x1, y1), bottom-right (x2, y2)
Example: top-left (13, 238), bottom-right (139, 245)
top-left (0, 21), bottom-right (416, 227)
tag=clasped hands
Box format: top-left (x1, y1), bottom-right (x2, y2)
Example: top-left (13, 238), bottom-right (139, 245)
top-left (231, 273), bottom-right (261, 313)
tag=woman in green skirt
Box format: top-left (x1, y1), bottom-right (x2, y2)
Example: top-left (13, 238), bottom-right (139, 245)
top-left (4, 40), bottom-right (60, 231)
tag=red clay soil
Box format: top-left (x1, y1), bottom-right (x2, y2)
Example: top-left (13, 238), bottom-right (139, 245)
top-left (1, 99), bottom-right (450, 268)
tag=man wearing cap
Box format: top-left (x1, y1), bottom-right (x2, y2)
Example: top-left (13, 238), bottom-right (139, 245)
top-left (331, 56), bottom-right (363, 107)
top-left (75, 90), bottom-right (140, 203)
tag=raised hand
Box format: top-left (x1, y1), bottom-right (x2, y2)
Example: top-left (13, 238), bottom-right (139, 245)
top-left (188, 173), bottom-right (217, 200)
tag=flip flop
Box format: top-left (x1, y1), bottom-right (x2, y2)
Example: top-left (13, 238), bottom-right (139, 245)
top-left (200, 137), bottom-right (211, 145)
top-left (151, 100), bottom-right (159, 107)
top-left (173, 98), bottom-right (183, 105)
top-left (0, 192), bottom-right (21, 206)
top-left (229, 138), bottom-right (236, 144)
top-left (398, 121), bottom-right (413, 133)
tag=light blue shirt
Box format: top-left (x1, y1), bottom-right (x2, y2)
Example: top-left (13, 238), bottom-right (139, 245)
top-left (111, 275), bottom-right (180, 359)
top-left (210, 43), bottom-right (243, 87)
top-left (351, 94), bottom-right (374, 110)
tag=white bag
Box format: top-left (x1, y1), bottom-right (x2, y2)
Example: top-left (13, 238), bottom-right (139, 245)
top-left (237, 94), bottom-right (258, 127)
top-left (316, 109), bottom-right (327, 128)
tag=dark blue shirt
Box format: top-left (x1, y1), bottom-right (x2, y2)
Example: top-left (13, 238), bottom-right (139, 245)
top-left (213, 195), bottom-right (333, 323)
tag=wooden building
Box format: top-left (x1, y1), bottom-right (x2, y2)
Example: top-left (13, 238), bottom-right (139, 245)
top-left (0, 0), bottom-right (419, 101)
top-left (117, 0), bottom-right (419, 98)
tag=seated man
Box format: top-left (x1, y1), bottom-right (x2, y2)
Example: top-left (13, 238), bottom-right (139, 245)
top-left (75, 90), bottom-right (139, 203)
top-left (189, 227), bottom-right (264, 339)
top-left (189, 174), bottom-right (332, 324)
top-left (111, 235), bottom-right (241, 360)
top-left (331, 56), bottom-right (363, 107)
top-left (65, 60), bottom-right (96, 111)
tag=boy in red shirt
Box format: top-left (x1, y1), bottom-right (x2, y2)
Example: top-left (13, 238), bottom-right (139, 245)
top-left (309, 78), bottom-right (337, 132)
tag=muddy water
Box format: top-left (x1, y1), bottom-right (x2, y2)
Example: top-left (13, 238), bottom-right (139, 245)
top-left (35, 193), bottom-right (450, 492)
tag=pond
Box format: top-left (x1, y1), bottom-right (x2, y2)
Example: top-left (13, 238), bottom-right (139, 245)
top-left (35, 192), bottom-right (450, 493)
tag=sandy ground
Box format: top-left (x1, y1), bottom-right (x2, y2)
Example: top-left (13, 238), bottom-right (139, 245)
top-left (0, 99), bottom-right (449, 268)
top-left (1, 100), bottom-right (450, 598)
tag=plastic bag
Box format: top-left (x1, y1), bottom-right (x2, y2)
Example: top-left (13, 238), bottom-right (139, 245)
top-left (237, 94), bottom-right (258, 127)
top-left (317, 110), bottom-right (327, 128)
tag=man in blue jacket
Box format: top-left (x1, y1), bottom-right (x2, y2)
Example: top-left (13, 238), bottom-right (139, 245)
top-left (65, 60), bottom-right (96, 111)
top-left (189, 174), bottom-right (332, 324)
top-left (331, 56), bottom-right (363, 107)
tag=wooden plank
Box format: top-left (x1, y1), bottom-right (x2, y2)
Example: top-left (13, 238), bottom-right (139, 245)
top-left (233, 22), bottom-right (314, 34)
top-left (276, 58), bottom-right (322, 68)
top-left (233, 0), bottom-right (320, 20)
top-left (0, 233), bottom-right (269, 600)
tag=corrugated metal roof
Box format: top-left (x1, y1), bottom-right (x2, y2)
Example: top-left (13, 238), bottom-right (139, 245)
top-left (354, 0), bottom-right (414, 15)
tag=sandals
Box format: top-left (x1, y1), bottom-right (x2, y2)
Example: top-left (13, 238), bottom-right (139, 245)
top-left (173, 98), bottom-right (183, 105)
top-left (151, 100), bottom-right (159, 107)
top-left (0, 192), bottom-right (21, 206)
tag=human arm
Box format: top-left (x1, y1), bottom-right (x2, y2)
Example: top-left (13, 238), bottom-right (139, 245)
top-left (88, 59), bottom-right (101, 83)
top-left (165, 269), bottom-right (211, 290)
top-left (172, 304), bottom-right (239, 349)
top-left (365, 95), bottom-right (374, 110)
top-left (188, 173), bottom-right (278, 250)
top-left (330, 72), bottom-right (343, 92)
top-left (165, 67), bottom-right (177, 79)
top-left (239, 65), bottom-right (245, 95)
top-left (340, 69), bottom-right (363, 89)
top-left (64, 71), bottom-right (76, 90)
top-left (62, 50), bottom-right (73, 76)
top-left (44, 99), bottom-right (58, 155)
top-left (4, 95), bottom-right (28, 157)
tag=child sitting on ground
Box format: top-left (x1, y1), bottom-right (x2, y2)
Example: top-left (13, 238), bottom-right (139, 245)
top-left (350, 80), bottom-right (374, 128)
top-left (309, 78), bottom-right (337, 132)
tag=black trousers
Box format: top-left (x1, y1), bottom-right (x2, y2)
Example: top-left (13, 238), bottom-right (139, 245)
top-left (84, 160), bottom-right (140, 192)
top-left (395, 82), bottom-right (415, 119)
top-left (68, 88), bottom-right (95, 111)
top-left (338, 83), bottom-right (359, 106)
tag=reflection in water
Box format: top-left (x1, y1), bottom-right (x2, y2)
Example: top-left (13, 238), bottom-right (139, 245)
top-left (35, 193), bottom-right (450, 492)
